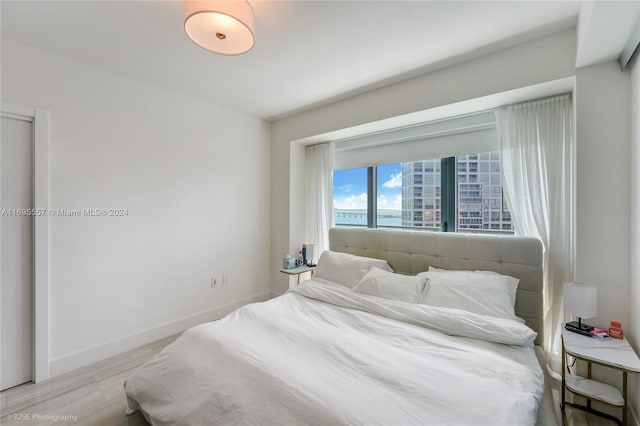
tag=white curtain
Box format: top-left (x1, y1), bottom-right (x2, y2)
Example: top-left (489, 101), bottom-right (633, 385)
top-left (306, 142), bottom-right (335, 253)
top-left (496, 95), bottom-right (573, 376)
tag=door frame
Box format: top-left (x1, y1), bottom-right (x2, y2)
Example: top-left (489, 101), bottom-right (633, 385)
top-left (1, 101), bottom-right (50, 382)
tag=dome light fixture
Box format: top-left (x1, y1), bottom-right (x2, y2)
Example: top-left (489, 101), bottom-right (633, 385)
top-left (184, 0), bottom-right (254, 56)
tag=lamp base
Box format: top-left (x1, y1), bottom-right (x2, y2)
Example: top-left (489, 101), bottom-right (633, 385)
top-left (565, 321), bottom-right (594, 336)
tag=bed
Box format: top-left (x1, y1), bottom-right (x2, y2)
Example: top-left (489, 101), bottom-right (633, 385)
top-left (124, 228), bottom-right (550, 425)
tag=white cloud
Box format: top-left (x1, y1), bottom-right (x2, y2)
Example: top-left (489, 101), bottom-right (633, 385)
top-left (334, 193), bottom-right (402, 210)
top-left (334, 193), bottom-right (367, 210)
top-left (338, 184), bottom-right (354, 193)
top-left (382, 172), bottom-right (402, 188)
top-left (377, 194), bottom-right (402, 210)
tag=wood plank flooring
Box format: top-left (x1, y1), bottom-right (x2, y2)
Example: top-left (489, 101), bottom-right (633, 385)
top-left (0, 333), bottom-right (619, 426)
top-left (1, 334), bottom-right (178, 426)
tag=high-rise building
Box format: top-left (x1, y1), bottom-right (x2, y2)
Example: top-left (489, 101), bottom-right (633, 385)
top-left (401, 159), bottom-right (441, 229)
top-left (401, 152), bottom-right (511, 232)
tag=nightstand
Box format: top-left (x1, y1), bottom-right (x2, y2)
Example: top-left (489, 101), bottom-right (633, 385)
top-left (279, 265), bottom-right (315, 284)
top-left (561, 326), bottom-right (640, 425)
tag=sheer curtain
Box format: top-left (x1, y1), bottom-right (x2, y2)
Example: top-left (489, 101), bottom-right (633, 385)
top-left (306, 142), bottom-right (335, 253)
top-left (496, 95), bottom-right (573, 376)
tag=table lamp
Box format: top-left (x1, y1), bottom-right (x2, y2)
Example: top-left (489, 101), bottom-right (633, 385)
top-left (563, 281), bottom-right (597, 336)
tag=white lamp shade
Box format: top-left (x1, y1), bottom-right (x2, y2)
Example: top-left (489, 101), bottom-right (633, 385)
top-left (563, 281), bottom-right (597, 319)
top-left (184, 0), bottom-right (254, 55)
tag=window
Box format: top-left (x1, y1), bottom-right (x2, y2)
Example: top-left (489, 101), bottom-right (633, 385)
top-left (377, 163), bottom-right (402, 228)
top-left (333, 167), bottom-right (367, 227)
top-left (333, 152), bottom-right (512, 234)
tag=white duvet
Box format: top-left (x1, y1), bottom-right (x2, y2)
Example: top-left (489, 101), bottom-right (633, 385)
top-left (124, 279), bottom-right (544, 426)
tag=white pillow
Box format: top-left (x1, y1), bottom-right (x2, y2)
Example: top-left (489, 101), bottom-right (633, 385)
top-left (426, 267), bottom-right (520, 308)
top-left (418, 270), bottom-right (519, 320)
top-left (314, 251), bottom-right (394, 288)
top-left (352, 267), bottom-right (427, 304)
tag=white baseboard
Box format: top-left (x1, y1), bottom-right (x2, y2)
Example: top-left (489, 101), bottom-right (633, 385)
top-left (48, 291), bottom-right (274, 378)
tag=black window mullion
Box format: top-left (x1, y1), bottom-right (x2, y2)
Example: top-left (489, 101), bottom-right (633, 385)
top-left (367, 166), bottom-right (377, 228)
top-left (441, 157), bottom-right (456, 232)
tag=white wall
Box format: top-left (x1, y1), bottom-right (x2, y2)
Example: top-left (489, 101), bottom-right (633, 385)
top-left (1, 39), bottom-right (271, 376)
top-left (574, 62), bottom-right (633, 418)
top-left (575, 61), bottom-right (631, 336)
top-left (630, 50), bottom-right (640, 423)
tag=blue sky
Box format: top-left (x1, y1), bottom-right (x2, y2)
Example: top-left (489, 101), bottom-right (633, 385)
top-left (333, 163), bottom-right (402, 210)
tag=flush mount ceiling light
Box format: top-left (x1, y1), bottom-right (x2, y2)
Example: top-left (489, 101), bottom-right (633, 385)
top-left (184, 0), bottom-right (254, 55)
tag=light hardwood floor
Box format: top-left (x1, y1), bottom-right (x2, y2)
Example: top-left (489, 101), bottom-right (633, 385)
top-left (1, 334), bottom-right (179, 426)
top-left (0, 334), bottom-right (619, 426)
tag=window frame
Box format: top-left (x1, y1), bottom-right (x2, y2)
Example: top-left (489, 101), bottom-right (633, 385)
top-left (334, 154), bottom-right (511, 234)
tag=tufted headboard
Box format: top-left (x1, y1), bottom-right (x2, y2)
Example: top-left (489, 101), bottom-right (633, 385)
top-left (329, 227), bottom-right (544, 346)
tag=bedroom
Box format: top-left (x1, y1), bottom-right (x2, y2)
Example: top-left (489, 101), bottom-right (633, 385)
top-left (1, 0), bottom-right (639, 425)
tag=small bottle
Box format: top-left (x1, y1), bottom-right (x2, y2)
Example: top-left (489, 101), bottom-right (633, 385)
top-left (298, 251), bottom-right (303, 267)
top-left (302, 244), bottom-right (307, 266)
top-left (608, 321), bottom-right (624, 339)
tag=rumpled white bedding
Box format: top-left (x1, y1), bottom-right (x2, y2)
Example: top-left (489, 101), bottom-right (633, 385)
top-left (124, 279), bottom-right (544, 426)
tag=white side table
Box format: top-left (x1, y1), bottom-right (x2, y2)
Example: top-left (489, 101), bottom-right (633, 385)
top-left (561, 326), bottom-right (640, 425)
top-left (279, 265), bottom-right (316, 285)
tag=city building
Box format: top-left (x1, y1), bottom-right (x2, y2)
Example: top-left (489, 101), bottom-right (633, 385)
top-left (401, 153), bottom-right (512, 231)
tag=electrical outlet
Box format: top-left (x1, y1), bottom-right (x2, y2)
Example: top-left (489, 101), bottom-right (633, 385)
top-left (222, 275), bottom-right (228, 286)
top-left (211, 277), bottom-right (217, 288)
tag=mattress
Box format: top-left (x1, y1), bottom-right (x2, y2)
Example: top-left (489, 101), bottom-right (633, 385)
top-left (124, 279), bottom-right (544, 425)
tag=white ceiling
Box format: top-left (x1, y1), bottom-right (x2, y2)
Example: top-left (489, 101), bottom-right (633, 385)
top-left (0, 1), bottom-right (585, 120)
top-left (576, 0), bottom-right (640, 68)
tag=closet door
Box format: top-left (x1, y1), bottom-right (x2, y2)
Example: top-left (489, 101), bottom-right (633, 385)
top-left (0, 115), bottom-right (34, 390)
